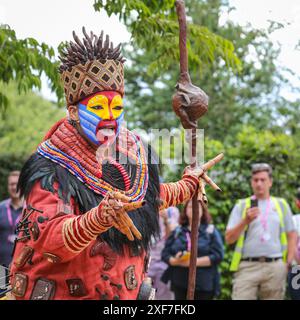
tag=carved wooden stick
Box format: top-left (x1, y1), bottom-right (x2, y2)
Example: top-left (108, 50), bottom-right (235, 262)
top-left (176, 0), bottom-right (190, 84)
top-left (175, 0), bottom-right (199, 300)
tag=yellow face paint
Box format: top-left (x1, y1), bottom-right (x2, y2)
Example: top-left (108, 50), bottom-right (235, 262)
top-left (110, 95), bottom-right (124, 119)
top-left (86, 93), bottom-right (123, 120)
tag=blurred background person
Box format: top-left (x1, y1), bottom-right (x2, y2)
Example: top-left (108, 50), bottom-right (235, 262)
top-left (147, 206), bottom-right (179, 300)
top-left (287, 187), bottom-right (300, 300)
top-left (226, 163), bottom-right (297, 300)
top-left (0, 171), bottom-right (23, 295)
top-left (161, 199), bottom-right (224, 300)
top-left (0, 171), bottom-right (23, 268)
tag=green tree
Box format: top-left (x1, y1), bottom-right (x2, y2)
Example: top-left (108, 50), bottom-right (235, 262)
top-left (93, 0), bottom-right (241, 75)
top-left (112, 0), bottom-right (300, 142)
top-left (0, 82), bottom-right (65, 156)
top-left (0, 82), bottom-right (65, 199)
top-left (0, 24), bottom-right (64, 112)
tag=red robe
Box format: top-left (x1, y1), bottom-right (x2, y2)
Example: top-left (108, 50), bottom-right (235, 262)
top-left (10, 120), bottom-right (198, 300)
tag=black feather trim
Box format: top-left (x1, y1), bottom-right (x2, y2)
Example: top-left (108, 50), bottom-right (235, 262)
top-left (18, 144), bottom-right (160, 255)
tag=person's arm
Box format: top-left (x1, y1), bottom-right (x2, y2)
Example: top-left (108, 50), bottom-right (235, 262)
top-left (161, 229), bottom-right (190, 267)
top-left (169, 252), bottom-right (190, 267)
top-left (225, 219), bottom-right (248, 245)
top-left (295, 237), bottom-right (300, 264)
top-left (159, 174), bottom-right (198, 211)
top-left (287, 231), bottom-right (297, 267)
top-left (22, 181), bottom-right (141, 263)
top-left (225, 207), bottom-right (260, 245)
top-left (197, 227), bottom-right (225, 267)
top-left (196, 256), bottom-right (211, 267)
top-left (208, 227), bottom-right (224, 265)
top-left (161, 230), bottom-right (177, 265)
top-left (283, 201), bottom-right (298, 267)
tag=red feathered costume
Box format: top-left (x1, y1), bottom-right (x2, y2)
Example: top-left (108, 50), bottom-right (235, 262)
top-left (9, 29), bottom-right (199, 300)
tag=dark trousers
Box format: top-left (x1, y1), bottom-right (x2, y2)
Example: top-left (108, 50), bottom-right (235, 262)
top-left (172, 285), bottom-right (214, 300)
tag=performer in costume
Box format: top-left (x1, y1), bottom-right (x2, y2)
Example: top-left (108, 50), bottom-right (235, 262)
top-left (9, 28), bottom-right (201, 300)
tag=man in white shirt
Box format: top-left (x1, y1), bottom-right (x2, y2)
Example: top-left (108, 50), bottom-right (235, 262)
top-left (226, 163), bottom-right (297, 300)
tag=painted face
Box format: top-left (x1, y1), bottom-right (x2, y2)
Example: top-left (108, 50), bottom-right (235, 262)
top-left (77, 91), bottom-right (124, 145)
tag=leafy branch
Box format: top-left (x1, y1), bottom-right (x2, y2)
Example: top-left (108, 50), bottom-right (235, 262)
top-left (93, 0), bottom-right (242, 75)
top-left (0, 24), bottom-right (64, 112)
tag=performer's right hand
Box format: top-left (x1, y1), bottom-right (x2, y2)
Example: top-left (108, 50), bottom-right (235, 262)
top-left (99, 191), bottom-right (143, 241)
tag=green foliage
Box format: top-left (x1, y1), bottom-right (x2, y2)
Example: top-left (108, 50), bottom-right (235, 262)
top-left (93, 0), bottom-right (241, 75)
top-left (0, 82), bottom-right (65, 199)
top-left (0, 24), bottom-right (64, 112)
top-left (121, 0), bottom-right (300, 142)
top-left (124, 47), bottom-right (180, 130)
top-left (0, 82), bottom-right (65, 156)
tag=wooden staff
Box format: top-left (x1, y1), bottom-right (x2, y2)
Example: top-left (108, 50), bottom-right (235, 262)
top-left (175, 0), bottom-right (201, 300)
top-left (173, 0), bottom-right (222, 300)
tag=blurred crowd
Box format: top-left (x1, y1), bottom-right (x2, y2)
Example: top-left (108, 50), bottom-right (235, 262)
top-left (1, 163), bottom-right (300, 300)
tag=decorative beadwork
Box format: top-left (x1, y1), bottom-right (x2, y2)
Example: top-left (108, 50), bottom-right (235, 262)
top-left (37, 120), bottom-right (148, 202)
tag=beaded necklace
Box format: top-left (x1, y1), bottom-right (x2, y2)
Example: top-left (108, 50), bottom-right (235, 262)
top-left (37, 120), bottom-right (149, 201)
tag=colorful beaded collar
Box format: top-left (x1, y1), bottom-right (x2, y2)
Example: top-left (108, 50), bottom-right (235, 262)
top-left (37, 120), bottom-right (149, 201)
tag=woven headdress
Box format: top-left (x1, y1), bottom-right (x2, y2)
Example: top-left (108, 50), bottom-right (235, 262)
top-left (59, 27), bottom-right (125, 106)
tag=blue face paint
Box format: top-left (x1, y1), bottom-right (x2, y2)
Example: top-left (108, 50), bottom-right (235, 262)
top-left (77, 103), bottom-right (124, 146)
top-left (115, 111), bottom-right (124, 136)
top-left (78, 103), bottom-right (101, 145)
